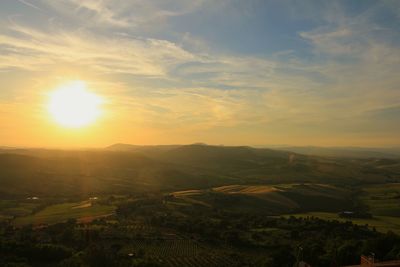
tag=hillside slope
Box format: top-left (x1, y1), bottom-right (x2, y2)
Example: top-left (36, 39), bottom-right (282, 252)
top-left (1, 144), bottom-right (399, 197)
top-left (171, 183), bottom-right (353, 215)
top-left (0, 152), bottom-right (236, 197)
top-left (108, 144), bottom-right (400, 184)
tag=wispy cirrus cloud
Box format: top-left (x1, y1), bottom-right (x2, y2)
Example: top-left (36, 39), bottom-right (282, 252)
top-left (0, 23), bottom-right (196, 76)
top-left (0, 0), bottom-right (399, 146)
top-left (16, 0), bottom-right (41, 11)
top-left (41, 0), bottom-right (210, 29)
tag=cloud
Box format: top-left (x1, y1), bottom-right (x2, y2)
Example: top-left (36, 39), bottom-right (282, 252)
top-left (40, 0), bottom-right (210, 29)
top-left (1, 16), bottom-right (398, 132)
top-left (0, 0), bottom-right (399, 146)
top-left (0, 23), bottom-right (196, 76)
top-left (16, 0), bottom-right (42, 11)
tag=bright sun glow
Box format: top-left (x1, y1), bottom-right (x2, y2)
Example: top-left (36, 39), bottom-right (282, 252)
top-left (48, 81), bottom-right (103, 128)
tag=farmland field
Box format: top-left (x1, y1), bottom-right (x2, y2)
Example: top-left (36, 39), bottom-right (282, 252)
top-left (0, 199), bottom-right (41, 218)
top-left (122, 239), bottom-right (234, 267)
top-left (1, 145), bottom-right (400, 266)
top-left (13, 201), bottom-right (115, 226)
top-left (360, 183), bottom-right (400, 217)
top-left (171, 183), bottom-right (353, 215)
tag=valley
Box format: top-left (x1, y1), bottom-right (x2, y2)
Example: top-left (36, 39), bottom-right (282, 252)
top-left (1, 144), bottom-right (400, 266)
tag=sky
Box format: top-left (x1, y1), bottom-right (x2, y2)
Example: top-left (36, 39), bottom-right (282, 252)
top-left (0, 0), bottom-right (399, 148)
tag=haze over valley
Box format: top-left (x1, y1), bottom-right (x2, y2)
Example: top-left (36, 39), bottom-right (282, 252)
top-left (1, 0), bottom-right (400, 266)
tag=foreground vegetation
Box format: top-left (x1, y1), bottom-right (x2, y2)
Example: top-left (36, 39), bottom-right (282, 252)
top-left (2, 193), bottom-right (400, 267)
top-left (283, 212), bottom-right (400, 234)
top-left (0, 145), bottom-right (400, 266)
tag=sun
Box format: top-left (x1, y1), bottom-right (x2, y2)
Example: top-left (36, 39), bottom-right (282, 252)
top-left (48, 81), bottom-right (103, 128)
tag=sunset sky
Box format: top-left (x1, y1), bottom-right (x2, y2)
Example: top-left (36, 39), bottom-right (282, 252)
top-left (1, 0), bottom-right (399, 148)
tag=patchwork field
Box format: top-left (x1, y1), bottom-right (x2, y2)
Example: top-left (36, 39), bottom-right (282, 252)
top-left (360, 183), bottom-right (400, 217)
top-left (171, 183), bottom-right (353, 215)
top-left (0, 199), bottom-right (41, 218)
top-left (13, 201), bottom-right (116, 226)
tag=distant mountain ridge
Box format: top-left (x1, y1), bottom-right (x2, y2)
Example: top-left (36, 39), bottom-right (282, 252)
top-left (273, 146), bottom-right (400, 159)
top-left (106, 143), bottom-right (295, 171)
top-left (107, 143), bottom-right (181, 153)
top-left (0, 144), bottom-right (399, 197)
top-left (107, 143), bottom-right (400, 159)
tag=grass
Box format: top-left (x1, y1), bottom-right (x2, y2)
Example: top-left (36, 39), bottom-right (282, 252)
top-left (213, 184), bottom-right (279, 194)
top-left (0, 200), bottom-right (40, 217)
top-left (360, 183), bottom-right (400, 217)
top-left (13, 201), bottom-right (115, 226)
top-left (171, 183), bottom-right (353, 215)
top-left (289, 183), bottom-right (400, 234)
top-left (283, 212), bottom-right (400, 234)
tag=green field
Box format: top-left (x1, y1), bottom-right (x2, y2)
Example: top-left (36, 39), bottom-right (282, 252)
top-left (171, 183), bottom-right (353, 215)
top-left (360, 183), bottom-right (400, 217)
top-left (276, 183), bottom-right (400, 235)
top-left (0, 199), bottom-right (40, 218)
top-left (283, 212), bottom-right (400, 234)
top-left (13, 201), bottom-right (116, 226)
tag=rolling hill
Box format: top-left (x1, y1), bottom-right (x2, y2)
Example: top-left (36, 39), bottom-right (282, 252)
top-left (0, 144), bottom-right (399, 198)
top-left (170, 183), bottom-right (353, 215)
top-left (273, 146), bottom-right (400, 159)
top-left (0, 151), bottom-right (235, 197)
top-left (107, 144), bottom-right (400, 184)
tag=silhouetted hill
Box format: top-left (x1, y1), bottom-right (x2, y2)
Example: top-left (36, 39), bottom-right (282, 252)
top-left (1, 145), bottom-right (399, 197)
top-left (274, 146), bottom-right (400, 159)
top-left (107, 143), bottom-right (180, 153)
top-left (107, 144), bottom-right (400, 184)
top-left (152, 144), bottom-right (292, 169)
top-left (108, 143), bottom-right (295, 169)
top-left (0, 151), bottom-right (234, 197)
